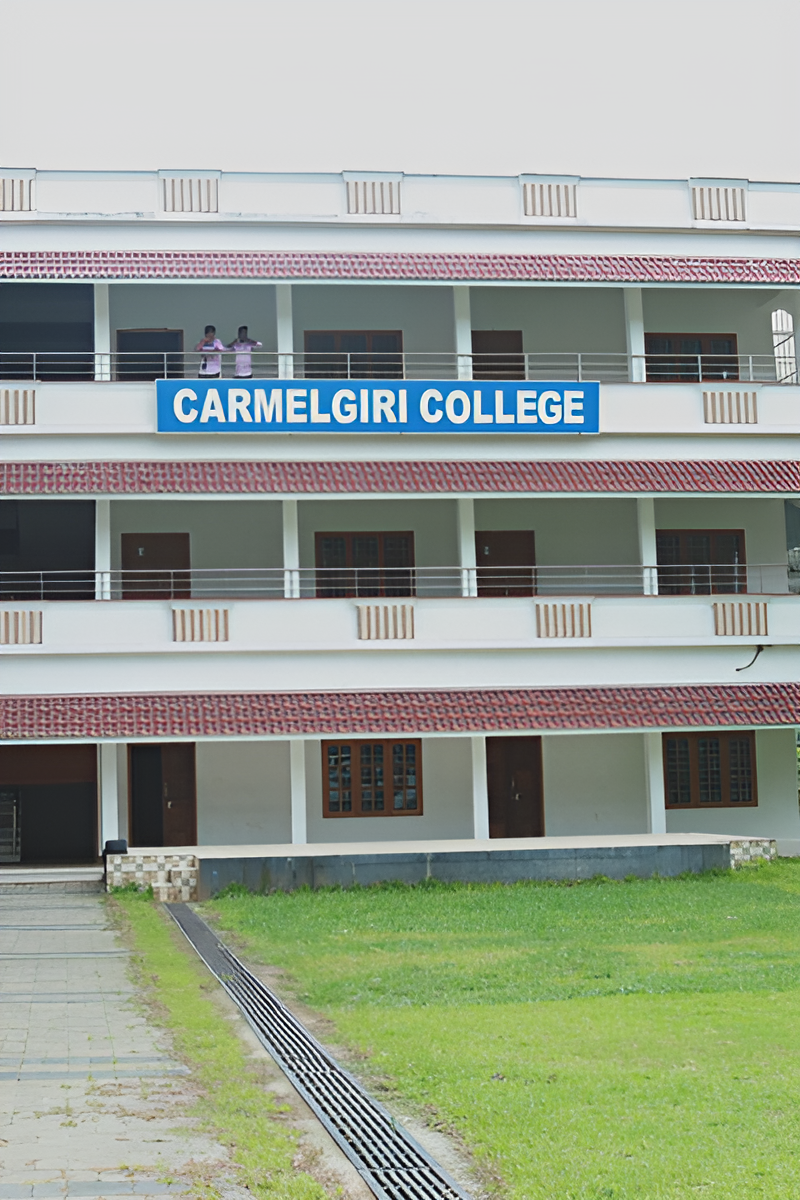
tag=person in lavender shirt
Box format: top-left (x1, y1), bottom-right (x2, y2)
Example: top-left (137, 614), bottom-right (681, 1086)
top-left (194, 325), bottom-right (226, 378)
top-left (227, 326), bottom-right (263, 379)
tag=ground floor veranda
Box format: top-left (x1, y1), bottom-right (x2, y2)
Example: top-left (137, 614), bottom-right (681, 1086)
top-left (2, 726), bottom-right (798, 872)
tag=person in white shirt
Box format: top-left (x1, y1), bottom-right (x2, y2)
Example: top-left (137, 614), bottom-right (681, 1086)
top-left (195, 325), bottom-right (226, 378)
top-left (227, 326), bottom-right (263, 379)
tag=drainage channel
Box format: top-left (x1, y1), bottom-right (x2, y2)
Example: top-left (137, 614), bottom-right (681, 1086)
top-left (166, 903), bottom-right (472, 1200)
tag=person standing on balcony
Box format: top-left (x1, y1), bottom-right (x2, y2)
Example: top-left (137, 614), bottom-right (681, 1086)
top-left (194, 325), bottom-right (226, 378)
top-left (227, 326), bottom-right (263, 379)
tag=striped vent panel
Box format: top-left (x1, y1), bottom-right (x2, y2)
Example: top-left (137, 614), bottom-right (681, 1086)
top-left (172, 609), bottom-right (229, 642)
top-left (523, 182), bottom-right (576, 218)
top-left (703, 391), bottom-right (758, 424)
top-left (536, 602), bottom-right (592, 639)
top-left (162, 178), bottom-right (218, 213)
top-left (692, 186), bottom-right (746, 222)
top-left (346, 179), bottom-right (401, 215)
top-left (713, 602), bottom-right (768, 637)
top-left (0, 611), bottom-right (42, 645)
top-left (0, 178), bottom-right (33, 212)
top-left (0, 389), bottom-right (35, 425)
top-left (356, 603), bottom-right (415, 640)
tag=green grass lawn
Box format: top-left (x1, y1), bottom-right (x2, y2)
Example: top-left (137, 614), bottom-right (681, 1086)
top-left (206, 861), bottom-right (800, 1200)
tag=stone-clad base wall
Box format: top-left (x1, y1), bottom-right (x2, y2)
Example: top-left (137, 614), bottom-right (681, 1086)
top-left (107, 853), bottom-right (198, 902)
top-left (107, 839), bottom-right (777, 902)
top-left (729, 839), bottom-right (778, 865)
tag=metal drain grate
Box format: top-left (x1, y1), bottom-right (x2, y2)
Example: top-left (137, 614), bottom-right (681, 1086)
top-left (166, 903), bottom-right (473, 1200)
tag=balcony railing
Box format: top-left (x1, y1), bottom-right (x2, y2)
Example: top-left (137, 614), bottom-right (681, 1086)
top-left (0, 350), bottom-right (794, 383)
top-left (0, 563), bottom-right (785, 601)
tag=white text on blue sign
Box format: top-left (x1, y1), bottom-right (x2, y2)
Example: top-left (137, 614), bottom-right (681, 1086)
top-left (156, 379), bottom-right (600, 434)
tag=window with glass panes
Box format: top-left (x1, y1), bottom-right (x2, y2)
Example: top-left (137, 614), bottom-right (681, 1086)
top-left (662, 731), bottom-right (757, 808)
top-left (322, 740), bottom-right (422, 817)
top-left (315, 532), bottom-right (414, 597)
top-left (645, 333), bottom-right (739, 382)
top-left (656, 529), bottom-right (745, 595)
top-left (303, 331), bottom-right (403, 379)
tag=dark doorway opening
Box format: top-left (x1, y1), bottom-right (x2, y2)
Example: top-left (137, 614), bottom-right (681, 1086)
top-left (129, 744), bottom-right (197, 847)
top-left (0, 745), bottom-right (98, 863)
top-left (0, 283), bottom-right (94, 380)
top-left (486, 736), bottom-right (544, 838)
top-left (120, 532), bottom-right (191, 599)
top-left (471, 330), bottom-right (525, 380)
top-left (0, 499), bottom-right (95, 600)
top-left (116, 329), bottom-right (185, 381)
top-left (475, 530), bottom-right (536, 596)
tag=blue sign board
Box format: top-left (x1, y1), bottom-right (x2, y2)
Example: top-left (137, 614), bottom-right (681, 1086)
top-left (156, 379), bottom-right (600, 434)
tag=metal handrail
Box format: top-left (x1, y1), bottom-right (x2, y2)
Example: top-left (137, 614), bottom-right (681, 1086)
top-left (0, 563), bottom-right (788, 600)
top-left (0, 349), bottom-right (793, 383)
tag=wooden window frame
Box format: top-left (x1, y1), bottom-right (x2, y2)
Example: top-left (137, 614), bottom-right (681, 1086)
top-left (303, 330), bottom-right (403, 379)
top-left (322, 738), bottom-right (423, 818)
top-left (656, 528), bottom-right (746, 595)
top-left (662, 731), bottom-right (758, 809)
top-left (645, 332), bottom-right (739, 382)
top-left (315, 531), bottom-right (415, 598)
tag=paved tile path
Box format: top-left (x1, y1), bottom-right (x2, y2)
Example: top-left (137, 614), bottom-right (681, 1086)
top-left (0, 893), bottom-right (228, 1200)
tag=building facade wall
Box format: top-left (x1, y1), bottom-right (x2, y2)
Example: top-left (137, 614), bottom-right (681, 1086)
top-left (110, 500), bottom-right (284, 570)
top-left (108, 283), bottom-right (279, 353)
top-left (304, 736), bottom-right (474, 843)
top-left (469, 286), bottom-right (628, 354)
top-left (542, 733), bottom-right (649, 835)
top-left (290, 285), bottom-right (457, 355)
top-left (665, 728), bottom-right (800, 842)
top-left (196, 741), bottom-right (292, 845)
top-left (297, 498), bottom-right (460, 570)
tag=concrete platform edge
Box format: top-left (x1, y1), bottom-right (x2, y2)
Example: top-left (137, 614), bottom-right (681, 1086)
top-left (198, 842), bottom-right (736, 899)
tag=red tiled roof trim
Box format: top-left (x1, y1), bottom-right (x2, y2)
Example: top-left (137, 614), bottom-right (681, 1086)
top-left (2, 460), bottom-right (798, 496)
top-left (2, 250), bottom-right (800, 285)
top-left (1, 685), bottom-right (797, 740)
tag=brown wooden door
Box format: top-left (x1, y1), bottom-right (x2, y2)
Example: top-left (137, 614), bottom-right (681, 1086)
top-left (486, 736), bottom-right (544, 838)
top-left (161, 745), bottom-right (197, 846)
top-left (475, 530), bottom-right (536, 596)
top-left (121, 532), bottom-right (190, 599)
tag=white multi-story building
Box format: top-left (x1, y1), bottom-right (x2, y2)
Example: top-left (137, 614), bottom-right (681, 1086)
top-left (1, 168), bottom-right (798, 890)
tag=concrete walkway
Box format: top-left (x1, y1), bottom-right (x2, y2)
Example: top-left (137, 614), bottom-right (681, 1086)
top-left (0, 893), bottom-right (227, 1200)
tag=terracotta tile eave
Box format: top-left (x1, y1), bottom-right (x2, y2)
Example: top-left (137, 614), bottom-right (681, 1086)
top-left (1, 249), bottom-right (800, 285)
top-left (1, 684), bottom-right (797, 741)
top-left (1, 459), bottom-right (798, 496)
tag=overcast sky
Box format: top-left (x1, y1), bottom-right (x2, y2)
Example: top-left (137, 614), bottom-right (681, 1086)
top-left (3, 0), bottom-right (797, 182)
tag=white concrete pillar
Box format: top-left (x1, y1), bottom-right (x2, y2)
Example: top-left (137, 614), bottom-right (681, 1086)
top-left (99, 742), bottom-right (120, 845)
top-left (95, 498), bottom-right (111, 600)
top-left (471, 736), bottom-right (490, 839)
top-left (637, 496), bottom-right (659, 596)
top-left (454, 285), bottom-right (472, 380)
top-left (644, 731), bottom-right (667, 834)
top-left (624, 287), bottom-right (646, 382)
top-left (290, 740), bottom-right (307, 844)
top-left (457, 497), bottom-right (477, 597)
top-left (282, 498), bottom-right (300, 598)
top-left (276, 283), bottom-right (294, 378)
top-left (94, 282), bottom-right (111, 381)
